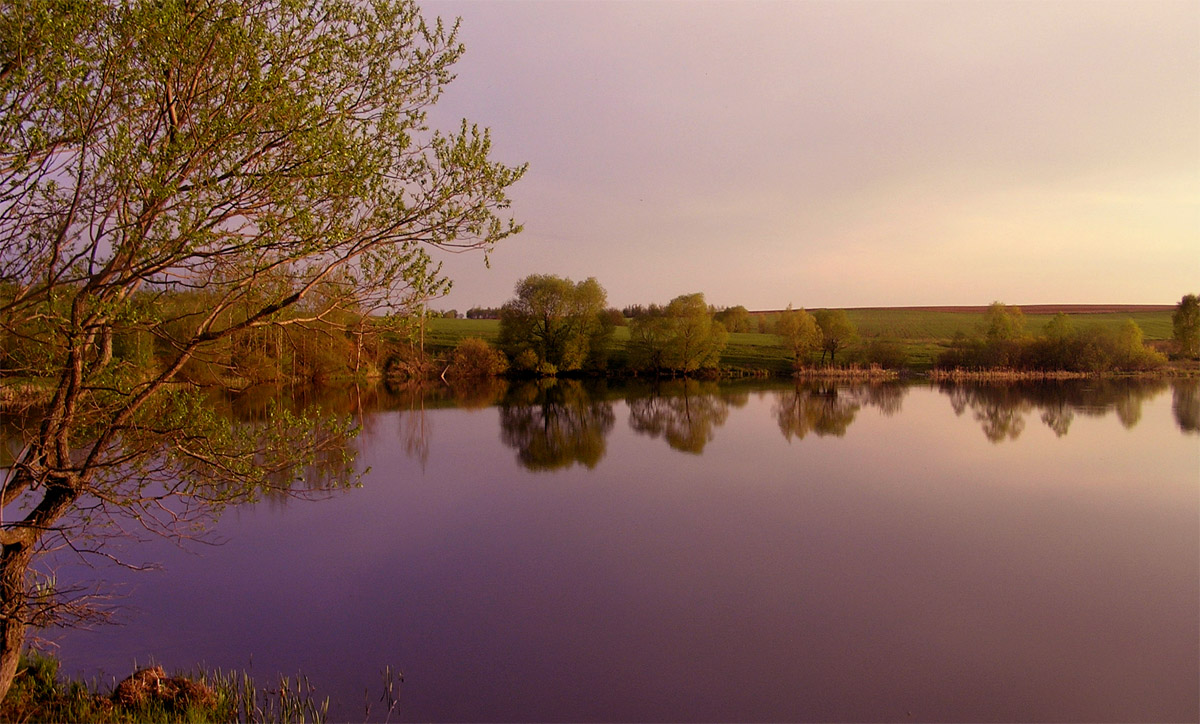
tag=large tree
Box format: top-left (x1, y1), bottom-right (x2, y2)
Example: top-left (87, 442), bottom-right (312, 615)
top-left (1173, 293), bottom-right (1199, 360)
top-left (813, 309), bottom-right (856, 365)
top-left (713, 305), bottom-right (752, 333)
top-left (774, 305), bottom-right (820, 366)
top-left (0, 0), bottom-right (523, 696)
top-left (983, 302), bottom-right (1026, 343)
top-left (497, 274), bottom-right (611, 374)
top-left (628, 293), bottom-right (728, 373)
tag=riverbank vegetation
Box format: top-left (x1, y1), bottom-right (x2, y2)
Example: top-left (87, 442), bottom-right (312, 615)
top-left (0, 651), bottom-right (339, 723)
top-left (3, 286), bottom-right (1190, 408)
top-left (406, 279), bottom-right (1194, 379)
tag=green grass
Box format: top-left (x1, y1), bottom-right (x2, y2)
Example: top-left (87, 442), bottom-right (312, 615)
top-left (425, 317), bottom-right (500, 348)
top-left (720, 331), bottom-right (793, 374)
top-left (417, 308), bottom-right (1176, 373)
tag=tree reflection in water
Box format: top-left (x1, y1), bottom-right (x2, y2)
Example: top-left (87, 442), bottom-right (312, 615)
top-left (625, 379), bottom-right (731, 454)
top-left (940, 379), bottom-right (1173, 442)
top-left (772, 382), bottom-right (910, 441)
top-left (499, 379), bottom-right (615, 470)
top-left (272, 377), bottom-right (1196, 471)
top-left (1172, 379), bottom-right (1199, 433)
top-left (774, 384), bottom-right (860, 441)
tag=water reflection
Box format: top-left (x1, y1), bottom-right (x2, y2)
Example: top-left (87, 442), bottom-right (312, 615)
top-left (31, 376), bottom-right (1200, 722)
top-left (1174, 379), bottom-right (1199, 433)
top-left (625, 379), bottom-right (734, 454)
top-left (939, 379), bottom-right (1173, 442)
top-left (349, 377), bottom-right (1199, 466)
top-left (210, 385), bottom-right (371, 499)
top-left (498, 379), bottom-right (615, 471)
top-left (772, 382), bottom-right (910, 442)
top-left (773, 384), bottom-right (861, 440)
top-left (446, 377), bottom-right (510, 410)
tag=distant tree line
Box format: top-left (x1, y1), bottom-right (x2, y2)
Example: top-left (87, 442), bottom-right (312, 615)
top-left (488, 274), bottom-right (888, 376)
top-left (452, 281), bottom-right (1195, 379)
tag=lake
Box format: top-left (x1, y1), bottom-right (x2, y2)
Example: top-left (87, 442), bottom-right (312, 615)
top-left (44, 378), bottom-right (1200, 722)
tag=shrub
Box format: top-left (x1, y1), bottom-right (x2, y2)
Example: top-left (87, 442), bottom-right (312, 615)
top-left (444, 338), bottom-right (508, 379)
top-left (936, 318), bottom-right (1164, 373)
top-left (864, 339), bottom-right (908, 369)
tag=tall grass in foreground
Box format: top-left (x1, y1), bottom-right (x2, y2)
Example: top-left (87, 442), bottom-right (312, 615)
top-left (0, 651), bottom-right (342, 724)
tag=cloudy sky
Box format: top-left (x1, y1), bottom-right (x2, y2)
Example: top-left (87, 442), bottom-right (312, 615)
top-left (419, 0), bottom-right (1198, 311)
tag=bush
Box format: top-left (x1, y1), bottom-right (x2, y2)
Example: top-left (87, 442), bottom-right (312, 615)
top-left (936, 319), bottom-right (1164, 373)
top-left (444, 338), bottom-right (508, 379)
top-left (864, 339), bottom-right (908, 369)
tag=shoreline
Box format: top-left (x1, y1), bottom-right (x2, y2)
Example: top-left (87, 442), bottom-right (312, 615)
top-left (3, 363), bottom-right (1198, 410)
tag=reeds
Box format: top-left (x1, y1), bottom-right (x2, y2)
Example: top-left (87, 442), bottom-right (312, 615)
top-left (0, 652), bottom-right (334, 724)
top-left (792, 364), bottom-right (900, 380)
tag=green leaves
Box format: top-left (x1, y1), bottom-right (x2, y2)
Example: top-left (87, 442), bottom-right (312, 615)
top-left (0, 0), bottom-right (523, 693)
top-left (628, 292), bottom-right (728, 373)
top-left (1173, 293), bottom-right (1199, 359)
top-left (499, 275), bottom-right (609, 373)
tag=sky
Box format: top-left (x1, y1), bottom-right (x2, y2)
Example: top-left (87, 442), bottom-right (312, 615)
top-left (418, 0), bottom-right (1199, 311)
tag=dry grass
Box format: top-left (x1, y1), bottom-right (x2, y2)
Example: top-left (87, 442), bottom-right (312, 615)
top-left (792, 364), bottom-right (900, 380)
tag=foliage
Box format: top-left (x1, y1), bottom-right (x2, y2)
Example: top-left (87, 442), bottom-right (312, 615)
top-left (1173, 293), bottom-right (1199, 359)
top-left (774, 306), bottom-right (820, 366)
top-left (627, 293), bottom-right (728, 373)
top-left (983, 302), bottom-right (1027, 342)
top-left (813, 309), bottom-right (857, 365)
top-left (600, 307), bottom-right (627, 328)
top-left (443, 337), bottom-right (508, 379)
top-left (713, 305), bottom-right (753, 333)
top-left (937, 314), bottom-right (1166, 373)
top-left (417, 306), bottom-right (1181, 376)
top-left (975, 302), bottom-right (1027, 366)
top-left (465, 306), bottom-right (503, 320)
top-left (863, 338), bottom-right (908, 369)
top-left (0, 0), bottom-right (522, 698)
top-left (497, 275), bottom-right (611, 374)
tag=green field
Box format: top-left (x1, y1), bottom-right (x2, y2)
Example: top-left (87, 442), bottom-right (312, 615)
top-left (426, 306), bottom-right (1177, 373)
top-left (424, 317), bottom-right (502, 346)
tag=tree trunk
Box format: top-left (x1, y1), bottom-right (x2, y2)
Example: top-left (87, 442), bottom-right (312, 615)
top-left (0, 543), bottom-right (34, 701)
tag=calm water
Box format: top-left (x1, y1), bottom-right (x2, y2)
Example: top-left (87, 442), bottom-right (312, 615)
top-left (44, 379), bottom-right (1200, 722)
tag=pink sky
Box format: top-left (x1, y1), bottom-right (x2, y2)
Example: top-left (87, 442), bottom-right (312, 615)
top-left (420, 0), bottom-right (1198, 311)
